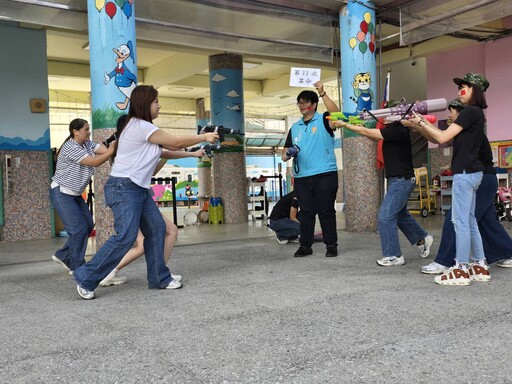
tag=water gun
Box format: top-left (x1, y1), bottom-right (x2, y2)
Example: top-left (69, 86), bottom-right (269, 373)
top-left (359, 98), bottom-right (448, 124)
top-left (326, 112), bottom-right (365, 125)
top-left (197, 124), bottom-right (243, 142)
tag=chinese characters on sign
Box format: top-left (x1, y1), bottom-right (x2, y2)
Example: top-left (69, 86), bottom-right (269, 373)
top-left (289, 67), bottom-right (321, 87)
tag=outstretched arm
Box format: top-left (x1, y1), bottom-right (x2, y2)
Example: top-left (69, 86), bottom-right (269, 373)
top-left (332, 121), bottom-right (383, 142)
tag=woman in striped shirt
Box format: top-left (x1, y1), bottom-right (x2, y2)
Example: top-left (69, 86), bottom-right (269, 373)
top-left (50, 118), bottom-right (115, 273)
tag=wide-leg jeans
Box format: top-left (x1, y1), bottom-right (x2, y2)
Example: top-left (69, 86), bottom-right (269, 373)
top-left (50, 186), bottom-right (94, 271)
top-left (435, 173), bottom-right (512, 266)
top-left (451, 171), bottom-right (485, 264)
top-left (378, 177), bottom-right (428, 257)
top-left (73, 176), bottom-right (171, 291)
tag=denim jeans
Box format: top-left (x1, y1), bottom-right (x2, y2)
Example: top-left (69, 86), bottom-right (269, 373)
top-left (378, 177), bottom-right (428, 257)
top-left (435, 173), bottom-right (509, 266)
top-left (50, 186), bottom-right (94, 271)
top-left (293, 171), bottom-right (338, 248)
top-left (269, 218), bottom-right (300, 240)
top-left (73, 176), bottom-right (171, 291)
top-left (452, 171), bottom-right (484, 264)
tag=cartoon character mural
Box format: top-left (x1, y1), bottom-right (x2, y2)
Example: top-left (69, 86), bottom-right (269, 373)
top-left (104, 40), bottom-right (137, 110)
top-left (351, 72), bottom-right (374, 113)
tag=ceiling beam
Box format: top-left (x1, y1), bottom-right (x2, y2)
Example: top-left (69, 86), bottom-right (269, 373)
top-left (144, 53), bottom-right (209, 88)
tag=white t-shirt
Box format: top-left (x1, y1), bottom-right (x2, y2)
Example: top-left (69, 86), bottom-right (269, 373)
top-left (111, 118), bottom-right (162, 188)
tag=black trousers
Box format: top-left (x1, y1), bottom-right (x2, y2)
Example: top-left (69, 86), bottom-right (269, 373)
top-left (293, 171), bottom-right (338, 248)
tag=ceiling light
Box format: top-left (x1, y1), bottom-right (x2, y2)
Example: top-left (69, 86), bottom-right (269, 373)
top-left (48, 76), bottom-right (64, 82)
top-left (82, 42), bottom-right (89, 51)
top-left (243, 61), bottom-right (262, 69)
top-left (172, 86), bottom-right (193, 92)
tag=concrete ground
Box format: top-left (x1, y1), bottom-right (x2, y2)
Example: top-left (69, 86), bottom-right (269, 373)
top-left (1, 214), bottom-right (512, 383)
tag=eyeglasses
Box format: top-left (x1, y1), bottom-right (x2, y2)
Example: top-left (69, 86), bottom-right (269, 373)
top-left (297, 101), bottom-right (312, 107)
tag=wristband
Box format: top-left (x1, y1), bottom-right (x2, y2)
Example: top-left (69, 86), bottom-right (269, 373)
top-left (319, 92), bottom-right (326, 97)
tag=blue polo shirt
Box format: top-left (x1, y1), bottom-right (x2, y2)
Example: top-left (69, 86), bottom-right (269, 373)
top-left (286, 112), bottom-right (337, 178)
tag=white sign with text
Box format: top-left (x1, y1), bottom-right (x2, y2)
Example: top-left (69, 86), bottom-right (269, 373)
top-left (289, 67), bottom-right (321, 87)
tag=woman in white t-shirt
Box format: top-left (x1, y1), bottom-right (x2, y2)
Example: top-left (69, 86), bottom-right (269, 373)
top-left (72, 85), bottom-right (219, 299)
top-left (50, 118), bottom-right (115, 273)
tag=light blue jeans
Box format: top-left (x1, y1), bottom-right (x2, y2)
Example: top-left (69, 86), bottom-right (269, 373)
top-left (452, 171), bottom-right (484, 264)
top-left (50, 186), bottom-right (94, 271)
top-left (378, 177), bottom-right (428, 257)
top-left (73, 176), bottom-right (171, 291)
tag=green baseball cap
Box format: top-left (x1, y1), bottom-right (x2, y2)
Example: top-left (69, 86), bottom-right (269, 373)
top-left (453, 73), bottom-right (490, 92)
top-left (448, 98), bottom-right (464, 109)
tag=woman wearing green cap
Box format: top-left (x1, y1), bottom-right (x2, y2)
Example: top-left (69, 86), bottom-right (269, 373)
top-left (408, 73), bottom-right (490, 286)
top-left (417, 99), bottom-right (512, 275)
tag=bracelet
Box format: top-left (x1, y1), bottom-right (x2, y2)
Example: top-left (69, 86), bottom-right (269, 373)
top-left (319, 92), bottom-right (326, 97)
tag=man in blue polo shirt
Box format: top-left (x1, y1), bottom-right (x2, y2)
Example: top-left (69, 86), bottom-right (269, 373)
top-left (282, 81), bottom-right (340, 257)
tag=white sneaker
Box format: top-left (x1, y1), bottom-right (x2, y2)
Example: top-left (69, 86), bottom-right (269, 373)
top-left (377, 256), bottom-right (405, 266)
top-left (418, 235), bottom-right (434, 258)
top-left (76, 284), bottom-right (95, 300)
top-left (497, 258), bottom-right (512, 268)
top-left (171, 274), bottom-right (182, 282)
top-left (51, 255), bottom-right (70, 272)
top-left (421, 262), bottom-right (449, 275)
top-left (274, 232), bottom-right (289, 245)
top-left (99, 269), bottom-right (127, 287)
top-left (165, 279), bottom-right (183, 290)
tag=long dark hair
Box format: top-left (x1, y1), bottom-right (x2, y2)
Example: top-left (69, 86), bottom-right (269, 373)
top-left (467, 84), bottom-right (488, 109)
top-left (56, 118), bottom-right (88, 158)
top-left (111, 85), bottom-right (159, 163)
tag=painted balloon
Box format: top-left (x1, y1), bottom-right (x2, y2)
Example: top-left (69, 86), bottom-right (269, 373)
top-left (364, 12), bottom-right (371, 24)
top-left (359, 41), bottom-right (368, 54)
top-left (360, 21), bottom-right (368, 34)
top-left (105, 1), bottom-right (116, 18)
top-left (127, 0), bottom-right (133, 3)
top-left (122, 1), bottom-right (132, 18)
top-left (371, 33), bottom-right (376, 45)
top-left (115, 0), bottom-right (125, 8)
top-left (95, 0), bottom-right (105, 11)
top-left (368, 22), bottom-right (374, 34)
top-left (349, 37), bottom-right (357, 49)
top-left (369, 42), bottom-right (375, 53)
top-left (357, 31), bottom-right (366, 42)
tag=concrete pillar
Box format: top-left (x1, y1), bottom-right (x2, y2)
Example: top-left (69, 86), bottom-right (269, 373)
top-left (208, 54), bottom-right (248, 223)
top-left (340, 1), bottom-right (379, 232)
top-left (195, 98), bottom-right (213, 197)
top-left (87, 0), bottom-right (137, 246)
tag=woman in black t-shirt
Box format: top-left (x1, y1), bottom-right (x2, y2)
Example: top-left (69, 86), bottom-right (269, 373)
top-left (408, 73), bottom-right (490, 286)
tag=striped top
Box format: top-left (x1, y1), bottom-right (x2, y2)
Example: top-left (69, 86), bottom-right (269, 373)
top-left (52, 139), bottom-right (99, 195)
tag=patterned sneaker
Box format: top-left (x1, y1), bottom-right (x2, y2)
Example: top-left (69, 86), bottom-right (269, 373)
top-left (51, 255), bottom-right (70, 272)
top-left (76, 284), bottom-right (95, 300)
top-left (99, 269), bottom-right (127, 287)
top-left (417, 235), bottom-right (434, 258)
top-left (421, 262), bottom-right (449, 275)
top-left (497, 258), bottom-right (512, 268)
top-left (274, 232), bottom-right (289, 245)
top-left (377, 256), bottom-right (405, 266)
top-left (468, 263), bottom-right (491, 282)
top-left (165, 279), bottom-right (183, 290)
top-left (434, 267), bottom-right (471, 286)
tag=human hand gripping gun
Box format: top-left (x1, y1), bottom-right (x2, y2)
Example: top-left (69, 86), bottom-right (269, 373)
top-left (197, 124), bottom-right (244, 143)
top-left (187, 144), bottom-right (222, 158)
top-left (359, 98), bottom-right (448, 124)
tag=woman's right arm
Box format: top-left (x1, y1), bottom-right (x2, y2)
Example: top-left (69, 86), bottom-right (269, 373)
top-left (148, 129), bottom-right (219, 149)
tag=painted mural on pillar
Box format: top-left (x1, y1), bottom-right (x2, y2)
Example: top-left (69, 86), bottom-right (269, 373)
top-left (340, 1), bottom-right (377, 138)
top-left (209, 69), bottom-right (245, 153)
top-left (88, 0), bottom-right (137, 129)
